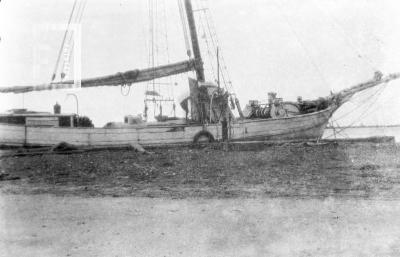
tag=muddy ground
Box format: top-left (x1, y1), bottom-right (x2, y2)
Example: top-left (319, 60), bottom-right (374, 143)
top-left (1, 141), bottom-right (400, 199)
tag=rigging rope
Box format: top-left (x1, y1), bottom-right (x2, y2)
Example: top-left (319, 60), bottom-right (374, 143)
top-left (326, 83), bottom-right (388, 137)
top-left (60, 0), bottom-right (88, 80)
top-left (332, 84), bottom-right (385, 121)
top-left (161, 0), bottom-right (171, 65)
top-left (146, 0), bottom-right (156, 115)
top-left (345, 84), bottom-right (387, 123)
top-left (144, 0), bottom-right (176, 117)
top-left (195, 0), bottom-right (235, 94)
top-left (160, 0), bottom-right (175, 101)
top-left (199, 3), bottom-right (228, 86)
top-left (193, 1), bottom-right (217, 83)
top-left (200, 0), bottom-right (235, 94)
top-left (51, 0), bottom-right (79, 82)
top-left (120, 84), bottom-right (132, 96)
top-left (273, 0), bottom-right (332, 88)
top-left (312, 0), bottom-right (379, 72)
top-left (330, 120), bottom-right (351, 139)
top-left (178, 0), bottom-right (192, 57)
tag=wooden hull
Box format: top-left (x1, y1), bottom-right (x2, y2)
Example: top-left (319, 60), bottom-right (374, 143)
top-left (0, 107), bottom-right (334, 147)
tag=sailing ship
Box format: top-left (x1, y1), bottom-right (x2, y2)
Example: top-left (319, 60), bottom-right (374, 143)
top-left (0, 0), bottom-right (399, 147)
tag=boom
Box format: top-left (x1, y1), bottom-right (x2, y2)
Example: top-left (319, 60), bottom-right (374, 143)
top-left (0, 59), bottom-right (198, 94)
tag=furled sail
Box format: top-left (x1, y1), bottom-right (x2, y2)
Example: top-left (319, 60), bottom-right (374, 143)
top-left (0, 59), bottom-right (198, 94)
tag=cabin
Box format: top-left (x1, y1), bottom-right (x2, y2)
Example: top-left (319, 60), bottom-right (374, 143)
top-left (0, 109), bottom-right (76, 128)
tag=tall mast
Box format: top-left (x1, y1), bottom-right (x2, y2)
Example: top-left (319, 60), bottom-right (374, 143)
top-left (184, 0), bottom-right (205, 82)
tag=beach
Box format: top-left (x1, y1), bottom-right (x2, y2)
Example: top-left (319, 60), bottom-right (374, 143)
top-left (1, 141), bottom-right (400, 256)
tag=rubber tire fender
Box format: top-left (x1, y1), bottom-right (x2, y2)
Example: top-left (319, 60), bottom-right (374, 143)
top-left (193, 130), bottom-right (215, 143)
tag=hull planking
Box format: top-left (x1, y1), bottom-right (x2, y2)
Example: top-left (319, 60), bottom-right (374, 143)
top-left (0, 107), bottom-right (334, 147)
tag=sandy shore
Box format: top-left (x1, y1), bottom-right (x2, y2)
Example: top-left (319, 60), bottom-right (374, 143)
top-left (1, 195), bottom-right (400, 257)
top-left (1, 142), bottom-right (400, 256)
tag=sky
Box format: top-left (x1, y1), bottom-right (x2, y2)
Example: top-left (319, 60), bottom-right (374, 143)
top-left (1, 0), bottom-right (400, 127)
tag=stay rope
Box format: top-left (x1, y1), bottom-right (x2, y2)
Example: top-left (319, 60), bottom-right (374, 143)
top-left (178, 0), bottom-right (192, 58)
top-left (326, 83), bottom-right (388, 138)
top-left (143, 0), bottom-right (176, 118)
top-left (332, 84), bottom-right (385, 122)
top-left (312, 0), bottom-right (379, 73)
top-left (192, 0), bottom-right (235, 95)
top-left (60, 0), bottom-right (88, 80)
top-left (51, 0), bottom-right (79, 82)
top-left (273, 0), bottom-right (332, 88)
top-left (193, 1), bottom-right (218, 83)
